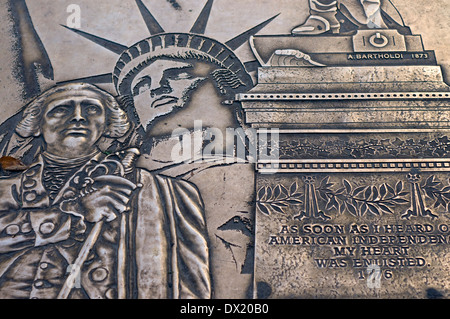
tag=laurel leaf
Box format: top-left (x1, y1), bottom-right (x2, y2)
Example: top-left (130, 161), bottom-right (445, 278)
top-left (380, 184), bottom-right (387, 199)
top-left (386, 183), bottom-right (395, 195)
top-left (360, 203), bottom-right (368, 216)
top-left (372, 186), bottom-right (379, 201)
top-left (279, 184), bottom-right (289, 198)
top-left (273, 185), bottom-right (282, 200)
top-left (266, 186), bottom-right (273, 201)
top-left (289, 182), bottom-right (298, 195)
top-left (353, 186), bottom-right (366, 196)
top-left (345, 201), bottom-right (358, 216)
top-left (395, 181), bottom-right (403, 194)
top-left (273, 205), bottom-right (287, 215)
top-left (343, 179), bottom-right (352, 194)
top-left (377, 203), bottom-right (394, 215)
top-left (257, 202), bottom-right (270, 216)
top-left (367, 203), bottom-right (380, 216)
top-left (286, 199), bottom-right (303, 204)
top-left (257, 187), bottom-right (266, 201)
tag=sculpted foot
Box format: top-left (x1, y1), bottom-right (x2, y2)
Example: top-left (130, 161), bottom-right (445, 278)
top-left (292, 14), bottom-right (340, 35)
top-left (292, 0), bottom-right (340, 35)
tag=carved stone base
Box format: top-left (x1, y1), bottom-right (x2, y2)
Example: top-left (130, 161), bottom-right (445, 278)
top-left (245, 30), bottom-right (450, 299)
top-left (254, 168), bottom-right (450, 298)
top-left (253, 129), bottom-right (450, 298)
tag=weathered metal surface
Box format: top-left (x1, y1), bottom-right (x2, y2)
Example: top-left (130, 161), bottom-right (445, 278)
top-left (0, 0), bottom-right (448, 300)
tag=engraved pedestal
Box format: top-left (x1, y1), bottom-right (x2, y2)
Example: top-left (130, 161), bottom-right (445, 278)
top-left (241, 30), bottom-right (450, 298)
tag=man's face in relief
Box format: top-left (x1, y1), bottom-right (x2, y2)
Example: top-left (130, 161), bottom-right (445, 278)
top-left (40, 90), bottom-right (107, 158)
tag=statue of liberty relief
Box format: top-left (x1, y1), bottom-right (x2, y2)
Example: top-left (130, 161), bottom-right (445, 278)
top-left (53, 0), bottom-right (279, 164)
top-left (0, 0), bottom-right (278, 299)
top-left (292, 0), bottom-right (410, 35)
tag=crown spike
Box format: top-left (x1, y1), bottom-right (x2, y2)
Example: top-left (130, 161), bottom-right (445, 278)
top-left (225, 13), bottom-right (280, 51)
top-left (61, 25), bottom-right (127, 55)
top-left (135, 0), bottom-right (165, 35)
top-left (57, 73), bottom-right (113, 85)
top-left (190, 0), bottom-right (214, 35)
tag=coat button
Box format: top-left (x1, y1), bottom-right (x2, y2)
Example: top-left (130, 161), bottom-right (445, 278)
top-left (40, 262), bottom-right (49, 270)
top-left (25, 168), bottom-right (39, 177)
top-left (90, 267), bottom-right (109, 282)
top-left (5, 224), bottom-right (20, 236)
top-left (39, 222), bottom-right (55, 235)
top-left (105, 288), bottom-right (116, 299)
top-left (24, 191), bottom-right (37, 202)
top-left (23, 179), bottom-right (37, 189)
top-left (33, 280), bottom-right (52, 289)
top-left (21, 223), bottom-right (32, 233)
top-left (63, 189), bottom-right (76, 200)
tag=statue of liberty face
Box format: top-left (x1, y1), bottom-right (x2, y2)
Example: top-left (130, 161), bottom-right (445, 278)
top-left (130, 58), bottom-right (209, 130)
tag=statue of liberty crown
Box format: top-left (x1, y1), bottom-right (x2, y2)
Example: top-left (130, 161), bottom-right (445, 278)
top-left (113, 33), bottom-right (253, 97)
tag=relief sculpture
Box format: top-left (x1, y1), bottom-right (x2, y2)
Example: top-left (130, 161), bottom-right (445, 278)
top-left (0, 83), bottom-right (210, 299)
top-left (0, 0), bottom-right (274, 300)
top-left (0, 0), bottom-right (448, 301)
top-left (240, 0), bottom-right (450, 299)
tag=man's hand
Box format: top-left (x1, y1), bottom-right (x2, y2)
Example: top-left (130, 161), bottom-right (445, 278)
top-left (79, 175), bottom-right (138, 223)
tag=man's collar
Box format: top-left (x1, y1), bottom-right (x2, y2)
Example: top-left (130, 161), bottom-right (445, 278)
top-left (21, 151), bottom-right (106, 208)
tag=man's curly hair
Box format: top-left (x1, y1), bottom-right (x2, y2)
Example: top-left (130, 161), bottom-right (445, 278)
top-left (15, 82), bottom-right (130, 139)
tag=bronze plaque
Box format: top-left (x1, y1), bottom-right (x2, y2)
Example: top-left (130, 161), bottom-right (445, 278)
top-left (0, 0), bottom-right (448, 301)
